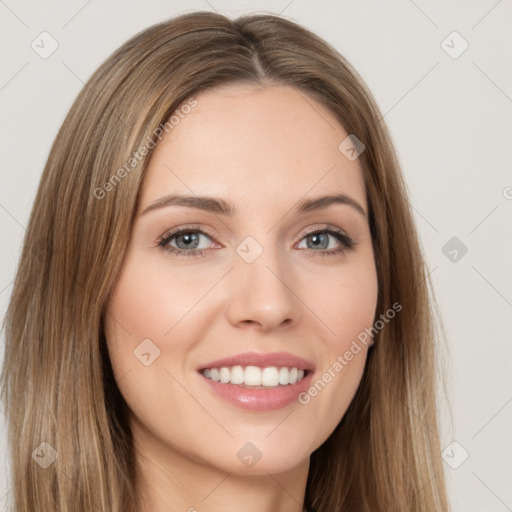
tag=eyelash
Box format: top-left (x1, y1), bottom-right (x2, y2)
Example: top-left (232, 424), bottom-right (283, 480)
top-left (156, 224), bottom-right (356, 259)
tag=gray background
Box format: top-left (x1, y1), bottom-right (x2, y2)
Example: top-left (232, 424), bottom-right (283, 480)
top-left (1, 0), bottom-right (511, 510)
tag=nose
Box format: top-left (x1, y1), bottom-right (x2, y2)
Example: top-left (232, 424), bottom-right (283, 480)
top-left (225, 242), bottom-right (302, 332)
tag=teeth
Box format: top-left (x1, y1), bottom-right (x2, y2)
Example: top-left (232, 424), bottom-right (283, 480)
top-left (261, 367), bottom-right (279, 387)
top-left (245, 366), bottom-right (261, 386)
top-left (219, 367), bottom-right (231, 383)
top-left (278, 367), bottom-right (289, 385)
top-left (230, 365), bottom-right (245, 384)
top-left (201, 365), bottom-right (307, 387)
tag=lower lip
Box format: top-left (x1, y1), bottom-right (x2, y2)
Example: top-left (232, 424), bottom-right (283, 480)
top-left (199, 372), bottom-right (313, 411)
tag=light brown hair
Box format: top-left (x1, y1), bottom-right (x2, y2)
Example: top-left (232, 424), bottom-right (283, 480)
top-left (1, 10), bottom-right (450, 511)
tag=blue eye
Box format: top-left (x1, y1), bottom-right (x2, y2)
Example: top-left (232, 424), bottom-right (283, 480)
top-left (157, 228), bottom-right (213, 258)
top-left (297, 229), bottom-right (355, 257)
top-left (157, 225), bottom-right (355, 258)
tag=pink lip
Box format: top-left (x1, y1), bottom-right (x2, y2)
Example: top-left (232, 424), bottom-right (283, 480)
top-left (197, 351), bottom-right (315, 371)
top-left (200, 372), bottom-right (314, 411)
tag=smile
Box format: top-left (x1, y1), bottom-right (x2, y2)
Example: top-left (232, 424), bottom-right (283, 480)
top-left (202, 365), bottom-right (307, 388)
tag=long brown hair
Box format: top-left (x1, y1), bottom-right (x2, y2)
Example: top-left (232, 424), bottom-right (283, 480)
top-left (1, 11), bottom-right (450, 511)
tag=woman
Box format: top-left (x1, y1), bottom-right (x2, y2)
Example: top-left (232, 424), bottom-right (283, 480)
top-left (1, 10), bottom-right (450, 512)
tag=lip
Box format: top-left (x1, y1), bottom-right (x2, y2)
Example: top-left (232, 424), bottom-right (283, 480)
top-left (197, 351), bottom-right (315, 372)
top-left (199, 371), bottom-right (314, 411)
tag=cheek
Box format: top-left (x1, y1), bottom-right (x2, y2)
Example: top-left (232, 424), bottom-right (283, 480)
top-left (299, 260), bottom-right (378, 434)
top-left (102, 251), bottom-right (221, 410)
top-left (313, 260), bottom-right (379, 350)
top-left (102, 257), bottom-right (214, 460)
top-left (103, 253), bottom-right (213, 357)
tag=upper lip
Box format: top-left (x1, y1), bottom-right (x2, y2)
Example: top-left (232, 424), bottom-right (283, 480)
top-left (197, 351), bottom-right (315, 371)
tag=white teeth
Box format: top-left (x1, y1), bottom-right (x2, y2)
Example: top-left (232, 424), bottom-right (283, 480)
top-left (219, 367), bottom-right (231, 383)
top-left (244, 366), bottom-right (261, 386)
top-left (201, 365), bottom-right (307, 386)
top-left (230, 365), bottom-right (244, 384)
top-left (261, 367), bottom-right (279, 387)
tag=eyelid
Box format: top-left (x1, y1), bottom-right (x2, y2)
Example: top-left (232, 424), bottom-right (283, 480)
top-left (157, 224), bottom-right (220, 245)
top-left (157, 223), bottom-right (351, 242)
top-left (300, 224), bottom-right (349, 237)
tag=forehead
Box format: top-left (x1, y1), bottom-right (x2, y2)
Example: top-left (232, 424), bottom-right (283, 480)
top-left (138, 83), bottom-right (367, 213)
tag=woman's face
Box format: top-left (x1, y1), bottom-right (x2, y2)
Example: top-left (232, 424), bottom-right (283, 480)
top-left (104, 83), bottom-right (378, 476)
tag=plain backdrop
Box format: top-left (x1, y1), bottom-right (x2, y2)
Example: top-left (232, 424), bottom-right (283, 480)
top-left (0, 1), bottom-right (511, 510)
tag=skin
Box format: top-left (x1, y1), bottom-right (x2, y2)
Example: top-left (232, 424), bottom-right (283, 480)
top-left (104, 83), bottom-right (378, 512)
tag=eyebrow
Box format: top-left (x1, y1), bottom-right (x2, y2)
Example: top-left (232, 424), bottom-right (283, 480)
top-left (141, 192), bottom-right (367, 219)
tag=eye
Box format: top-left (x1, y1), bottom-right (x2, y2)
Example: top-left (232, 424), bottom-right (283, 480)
top-left (157, 225), bottom-right (356, 258)
top-left (157, 226), bottom-right (216, 258)
top-left (296, 227), bottom-right (355, 257)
